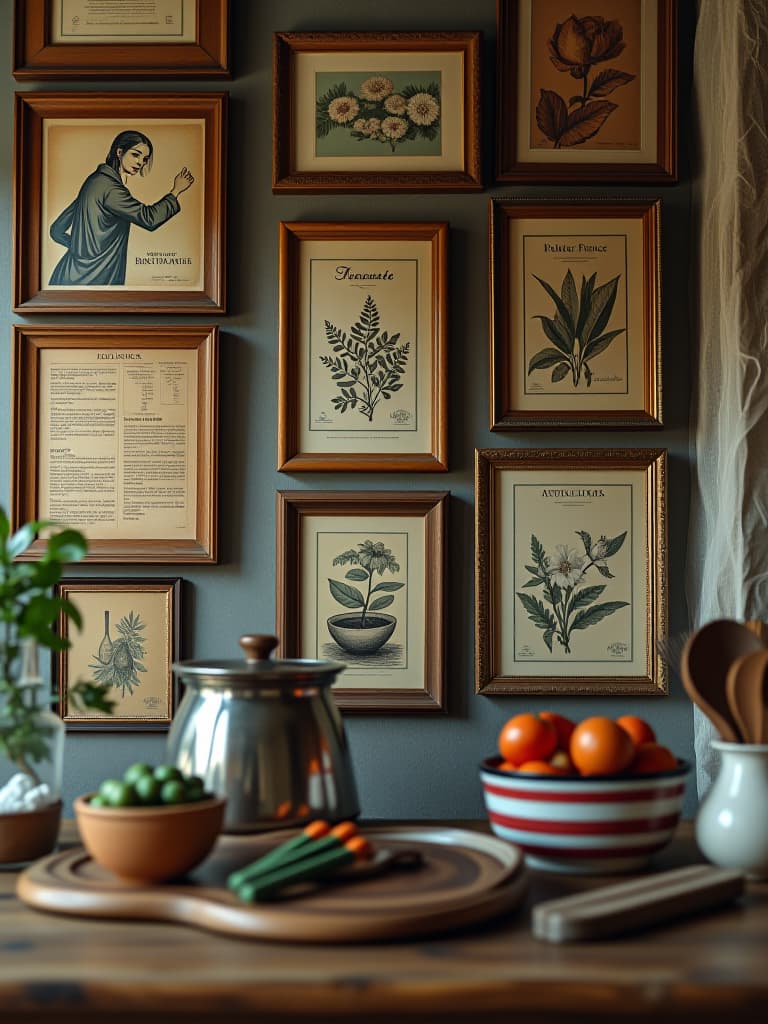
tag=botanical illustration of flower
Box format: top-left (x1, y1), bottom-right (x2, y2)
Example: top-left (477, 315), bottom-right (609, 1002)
top-left (536, 13), bottom-right (636, 149)
top-left (517, 529), bottom-right (628, 654)
top-left (328, 539), bottom-right (405, 629)
top-left (317, 75), bottom-right (441, 152)
top-left (89, 610), bottom-right (147, 698)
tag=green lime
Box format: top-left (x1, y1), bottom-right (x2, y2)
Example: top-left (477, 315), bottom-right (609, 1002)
top-left (160, 779), bottom-right (187, 805)
top-left (89, 795), bottom-right (107, 807)
top-left (134, 773), bottom-right (163, 805)
top-left (184, 776), bottom-right (206, 801)
top-left (123, 762), bottom-right (153, 785)
top-left (153, 764), bottom-right (183, 783)
top-left (97, 778), bottom-right (124, 802)
top-left (104, 781), bottom-right (137, 807)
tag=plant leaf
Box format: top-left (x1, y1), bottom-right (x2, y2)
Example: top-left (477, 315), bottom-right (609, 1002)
top-left (589, 68), bottom-right (637, 98)
top-left (576, 272), bottom-right (597, 340)
top-left (517, 591), bottom-right (557, 633)
top-left (584, 363), bottom-right (592, 387)
top-left (369, 594), bottom-right (395, 611)
top-left (528, 347), bottom-right (569, 373)
top-left (371, 581), bottom-right (405, 594)
top-left (582, 275), bottom-right (620, 345)
top-left (533, 274), bottom-right (575, 337)
top-left (551, 362), bottom-right (570, 383)
top-left (535, 88), bottom-right (569, 144)
top-left (582, 328), bottom-right (625, 363)
top-left (603, 531), bottom-right (627, 557)
top-left (561, 269), bottom-right (579, 326)
top-left (345, 568), bottom-right (369, 581)
top-left (328, 578), bottom-right (365, 609)
top-left (543, 628), bottom-right (555, 652)
top-left (570, 585), bottom-right (606, 610)
top-left (570, 601), bottom-right (629, 631)
top-left (596, 563), bottom-right (615, 578)
top-left (558, 100), bottom-right (618, 148)
top-left (523, 577), bottom-right (545, 588)
top-left (576, 530), bottom-right (592, 556)
top-left (533, 315), bottom-right (573, 355)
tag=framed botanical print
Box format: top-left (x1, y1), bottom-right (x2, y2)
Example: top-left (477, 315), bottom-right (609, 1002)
top-left (490, 197), bottom-right (661, 430)
top-left (475, 448), bottom-right (667, 696)
top-left (496, 0), bottom-right (677, 183)
top-left (13, 0), bottom-right (230, 79)
top-left (53, 578), bottom-right (182, 731)
top-left (278, 221), bottom-right (448, 472)
top-left (276, 491), bottom-right (448, 711)
top-left (272, 31), bottom-right (482, 193)
top-left (13, 91), bottom-right (227, 313)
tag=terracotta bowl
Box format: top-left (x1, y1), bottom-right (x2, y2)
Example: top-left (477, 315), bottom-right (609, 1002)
top-left (479, 756), bottom-right (691, 875)
top-left (74, 794), bottom-right (226, 883)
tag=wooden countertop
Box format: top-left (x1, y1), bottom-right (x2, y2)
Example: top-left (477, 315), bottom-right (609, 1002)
top-left (1, 820), bottom-right (767, 1024)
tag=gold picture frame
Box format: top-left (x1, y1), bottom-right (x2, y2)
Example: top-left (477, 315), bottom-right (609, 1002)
top-left (13, 91), bottom-right (227, 313)
top-left (276, 490), bottom-right (448, 711)
top-left (278, 221), bottom-right (448, 472)
top-left (490, 197), bottom-right (662, 430)
top-left (475, 447), bottom-right (667, 696)
top-left (11, 324), bottom-right (219, 564)
top-left (54, 577), bottom-right (182, 731)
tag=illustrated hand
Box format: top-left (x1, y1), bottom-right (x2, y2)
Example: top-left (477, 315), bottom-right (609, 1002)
top-left (171, 167), bottom-right (194, 197)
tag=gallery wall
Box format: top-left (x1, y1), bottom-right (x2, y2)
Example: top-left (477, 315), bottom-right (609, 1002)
top-left (0, 0), bottom-right (698, 817)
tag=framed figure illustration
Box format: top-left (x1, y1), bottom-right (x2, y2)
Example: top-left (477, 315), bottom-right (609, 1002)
top-left (490, 197), bottom-right (661, 430)
top-left (13, 92), bottom-right (227, 313)
top-left (475, 448), bottom-right (667, 696)
top-left (496, 0), bottom-right (677, 183)
top-left (278, 222), bottom-right (448, 472)
top-left (276, 491), bottom-right (447, 711)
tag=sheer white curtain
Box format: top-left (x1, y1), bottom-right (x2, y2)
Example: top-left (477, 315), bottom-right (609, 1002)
top-left (687, 0), bottom-right (768, 795)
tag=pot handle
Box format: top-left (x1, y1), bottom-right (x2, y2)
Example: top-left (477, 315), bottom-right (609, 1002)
top-left (239, 634), bottom-right (279, 664)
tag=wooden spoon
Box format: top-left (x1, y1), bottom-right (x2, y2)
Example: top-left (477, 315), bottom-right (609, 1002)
top-left (681, 620), bottom-right (765, 742)
top-left (726, 649), bottom-right (768, 744)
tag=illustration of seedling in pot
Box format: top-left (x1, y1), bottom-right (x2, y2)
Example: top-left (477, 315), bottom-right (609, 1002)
top-left (327, 539), bottom-right (405, 655)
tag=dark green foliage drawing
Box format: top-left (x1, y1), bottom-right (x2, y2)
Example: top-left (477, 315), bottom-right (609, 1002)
top-left (89, 610), bottom-right (147, 698)
top-left (328, 540), bottom-right (404, 628)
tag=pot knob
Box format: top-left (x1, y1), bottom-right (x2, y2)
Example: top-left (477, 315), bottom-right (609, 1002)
top-left (239, 634), bottom-right (279, 664)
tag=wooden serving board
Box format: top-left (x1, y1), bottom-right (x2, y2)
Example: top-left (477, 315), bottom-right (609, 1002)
top-left (17, 826), bottom-right (527, 943)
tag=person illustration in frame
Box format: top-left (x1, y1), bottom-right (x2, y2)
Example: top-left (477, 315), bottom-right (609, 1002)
top-left (48, 130), bottom-right (195, 287)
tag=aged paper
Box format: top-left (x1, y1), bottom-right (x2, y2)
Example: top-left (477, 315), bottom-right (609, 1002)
top-left (51, 0), bottom-right (196, 42)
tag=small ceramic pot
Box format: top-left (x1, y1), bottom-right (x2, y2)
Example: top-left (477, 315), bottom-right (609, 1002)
top-left (0, 801), bottom-right (62, 865)
top-left (326, 613), bottom-right (396, 654)
top-left (695, 740), bottom-right (768, 879)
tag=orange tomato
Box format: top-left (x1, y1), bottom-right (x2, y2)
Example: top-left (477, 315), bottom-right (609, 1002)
top-left (516, 760), bottom-right (569, 775)
top-left (497, 713), bottom-right (557, 766)
top-left (616, 715), bottom-right (656, 747)
top-left (497, 760), bottom-right (518, 772)
top-left (539, 711), bottom-right (576, 750)
top-left (549, 749), bottom-right (576, 774)
top-left (631, 742), bottom-right (677, 774)
top-left (569, 716), bottom-right (635, 776)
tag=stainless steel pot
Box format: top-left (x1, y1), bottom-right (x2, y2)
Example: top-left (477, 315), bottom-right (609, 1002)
top-left (167, 634), bottom-right (359, 833)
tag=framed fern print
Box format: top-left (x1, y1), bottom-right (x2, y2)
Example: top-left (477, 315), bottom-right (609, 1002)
top-left (490, 197), bottom-right (661, 430)
top-left (278, 222), bottom-right (448, 472)
top-left (475, 448), bottom-right (667, 696)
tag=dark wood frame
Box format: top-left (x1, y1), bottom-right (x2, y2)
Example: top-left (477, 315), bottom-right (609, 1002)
top-left (496, 0), bottom-right (677, 184)
top-left (272, 31), bottom-right (482, 194)
top-left (11, 324), bottom-right (219, 564)
top-left (13, 91), bottom-right (227, 313)
top-left (475, 447), bottom-right (667, 696)
top-left (13, 0), bottom-right (230, 79)
top-left (276, 490), bottom-right (448, 711)
top-left (53, 577), bottom-right (182, 732)
top-left (489, 197), bottom-right (662, 430)
top-left (278, 221), bottom-right (449, 472)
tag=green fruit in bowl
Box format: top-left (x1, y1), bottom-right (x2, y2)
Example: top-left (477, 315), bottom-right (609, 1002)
top-left (134, 774), bottom-right (163, 805)
top-left (160, 780), bottom-right (188, 805)
top-left (153, 764), bottom-right (183, 783)
top-left (90, 764), bottom-right (211, 808)
top-left (123, 762), bottom-right (153, 786)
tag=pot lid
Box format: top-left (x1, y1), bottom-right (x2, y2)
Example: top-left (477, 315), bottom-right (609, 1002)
top-left (172, 634), bottom-right (345, 685)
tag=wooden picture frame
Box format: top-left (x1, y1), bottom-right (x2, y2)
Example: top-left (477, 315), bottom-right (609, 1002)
top-left (276, 491), bottom-right (448, 711)
top-left (475, 447), bottom-right (667, 696)
top-left (490, 197), bottom-right (662, 430)
top-left (11, 324), bottom-right (219, 564)
top-left (272, 31), bottom-right (482, 193)
top-left (53, 577), bottom-right (182, 731)
top-left (13, 0), bottom-right (230, 79)
top-left (496, 0), bottom-right (677, 184)
top-left (278, 221), bottom-right (448, 472)
top-left (13, 91), bottom-right (227, 313)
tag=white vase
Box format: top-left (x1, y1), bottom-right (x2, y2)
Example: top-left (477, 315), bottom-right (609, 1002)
top-left (695, 740), bottom-right (768, 879)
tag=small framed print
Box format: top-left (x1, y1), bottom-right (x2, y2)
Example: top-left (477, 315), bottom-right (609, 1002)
top-left (13, 0), bottom-right (230, 80)
top-left (276, 491), bottom-right (448, 711)
top-left (278, 222), bottom-right (448, 472)
top-left (11, 324), bottom-right (219, 564)
top-left (53, 577), bottom-right (182, 731)
top-left (490, 197), bottom-right (661, 430)
top-left (272, 31), bottom-right (482, 193)
top-left (496, 0), bottom-right (677, 184)
top-left (13, 91), bottom-right (227, 313)
top-left (475, 447), bottom-right (667, 696)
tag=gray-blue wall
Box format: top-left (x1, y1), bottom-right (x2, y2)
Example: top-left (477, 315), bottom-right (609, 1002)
top-left (0, 0), bottom-right (697, 818)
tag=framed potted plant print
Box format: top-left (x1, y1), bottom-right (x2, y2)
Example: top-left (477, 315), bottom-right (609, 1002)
top-left (13, 0), bottom-right (230, 79)
top-left (13, 91), bottom-right (227, 313)
top-left (278, 221), bottom-right (448, 472)
top-left (496, 0), bottom-right (677, 183)
top-left (489, 197), bottom-right (661, 430)
top-left (276, 491), bottom-right (448, 711)
top-left (11, 324), bottom-right (219, 564)
top-left (475, 448), bottom-right (667, 696)
top-left (53, 578), bottom-right (182, 731)
top-left (272, 31), bottom-right (482, 193)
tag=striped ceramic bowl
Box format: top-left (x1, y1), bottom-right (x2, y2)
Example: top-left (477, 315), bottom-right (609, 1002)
top-left (479, 756), bottom-right (691, 874)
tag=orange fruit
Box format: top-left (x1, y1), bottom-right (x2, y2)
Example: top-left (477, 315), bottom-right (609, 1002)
top-left (550, 749), bottom-right (576, 774)
top-left (631, 742), bottom-right (677, 774)
top-left (569, 716), bottom-right (635, 776)
top-left (497, 760), bottom-right (518, 772)
top-left (616, 715), bottom-right (656, 747)
top-left (539, 711), bottom-right (576, 750)
top-left (498, 713), bottom-right (557, 767)
top-left (516, 760), bottom-right (569, 775)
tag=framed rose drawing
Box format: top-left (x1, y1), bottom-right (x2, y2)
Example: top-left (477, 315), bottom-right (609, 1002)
top-left (475, 448), bottom-right (667, 696)
top-left (496, 0), bottom-right (677, 183)
top-left (490, 197), bottom-right (661, 430)
top-left (276, 491), bottom-right (447, 711)
top-left (278, 222), bottom-right (448, 472)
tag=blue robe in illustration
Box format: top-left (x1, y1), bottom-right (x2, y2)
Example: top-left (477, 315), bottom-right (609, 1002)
top-left (49, 164), bottom-right (181, 286)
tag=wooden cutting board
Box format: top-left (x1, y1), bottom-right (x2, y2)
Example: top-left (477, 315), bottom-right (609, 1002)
top-left (17, 826), bottom-right (527, 943)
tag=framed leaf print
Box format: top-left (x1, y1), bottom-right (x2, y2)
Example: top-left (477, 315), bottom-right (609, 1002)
top-left (496, 0), bottom-right (677, 183)
top-left (475, 447), bottom-right (667, 696)
top-left (490, 197), bottom-right (661, 430)
top-left (278, 221), bottom-right (448, 471)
